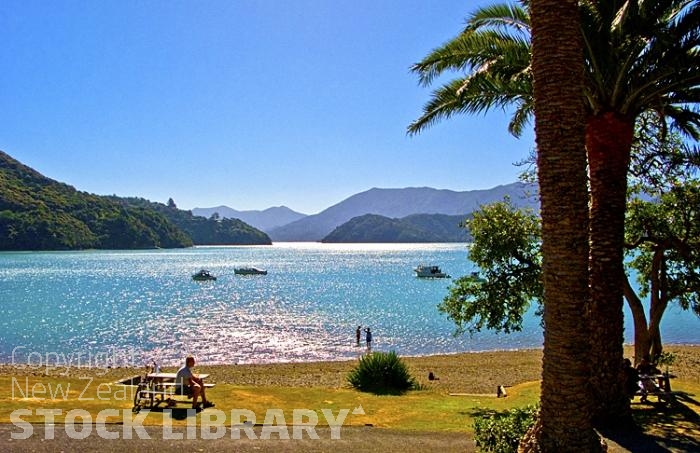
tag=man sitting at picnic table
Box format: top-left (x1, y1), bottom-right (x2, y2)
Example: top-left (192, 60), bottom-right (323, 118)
top-left (175, 355), bottom-right (214, 410)
top-left (636, 358), bottom-right (662, 402)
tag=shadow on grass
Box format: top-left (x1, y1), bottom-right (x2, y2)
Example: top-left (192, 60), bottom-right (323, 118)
top-left (469, 399), bottom-right (700, 452)
top-left (598, 392), bottom-right (700, 452)
top-left (353, 387), bottom-right (411, 396)
top-left (136, 406), bottom-right (198, 420)
top-left (467, 408), bottom-right (505, 418)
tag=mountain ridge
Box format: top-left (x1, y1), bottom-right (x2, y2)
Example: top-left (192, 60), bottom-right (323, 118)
top-left (1, 149), bottom-right (536, 247)
top-left (268, 183), bottom-right (538, 242)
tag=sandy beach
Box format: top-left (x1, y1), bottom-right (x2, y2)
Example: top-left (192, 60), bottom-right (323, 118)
top-left (3, 345), bottom-right (698, 394)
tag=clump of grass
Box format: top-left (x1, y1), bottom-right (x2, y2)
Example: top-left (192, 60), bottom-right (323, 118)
top-left (347, 351), bottom-right (417, 395)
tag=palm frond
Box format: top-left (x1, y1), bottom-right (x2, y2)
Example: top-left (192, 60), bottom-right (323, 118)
top-left (464, 1), bottom-right (530, 36)
top-left (408, 73), bottom-right (531, 137)
top-left (411, 30), bottom-right (529, 87)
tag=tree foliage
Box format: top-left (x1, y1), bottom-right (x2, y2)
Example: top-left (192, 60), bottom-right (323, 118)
top-left (410, 1), bottom-right (700, 140)
top-left (446, 168), bottom-right (700, 362)
top-left (408, 0), bottom-right (532, 137)
top-left (439, 199), bottom-right (541, 334)
top-left (474, 405), bottom-right (539, 453)
top-left (627, 181), bottom-right (700, 314)
top-left (623, 124), bottom-right (700, 360)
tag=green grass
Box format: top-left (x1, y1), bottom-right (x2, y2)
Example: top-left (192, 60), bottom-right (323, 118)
top-left (629, 379), bottom-right (700, 444)
top-left (0, 375), bottom-right (539, 432)
top-left (1, 374), bottom-right (697, 439)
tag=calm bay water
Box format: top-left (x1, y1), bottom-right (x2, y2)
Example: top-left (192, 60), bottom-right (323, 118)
top-left (1, 243), bottom-right (697, 367)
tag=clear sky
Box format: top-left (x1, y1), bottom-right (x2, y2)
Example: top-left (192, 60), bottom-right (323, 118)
top-left (1, 0), bottom-right (534, 214)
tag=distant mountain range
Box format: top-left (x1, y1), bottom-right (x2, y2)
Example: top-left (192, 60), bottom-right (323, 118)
top-left (192, 205), bottom-right (307, 232)
top-left (1, 148), bottom-right (538, 249)
top-left (264, 184), bottom-right (538, 242)
top-left (194, 183), bottom-right (537, 242)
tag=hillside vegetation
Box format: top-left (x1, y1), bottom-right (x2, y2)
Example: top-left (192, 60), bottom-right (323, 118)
top-left (322, 213), bottom-right (470, 242)
top-left (115, 197), bottom-right (272, 246)
top-left (0, 150), bottom-right (270, 250)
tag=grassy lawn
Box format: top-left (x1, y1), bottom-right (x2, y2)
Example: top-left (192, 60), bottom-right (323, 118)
top-left (2, 374), bottom-right (697, 440)
top-left (0, 374), bottom-right (539, 432)
top-left (629, 380), bottom-right (700, 447)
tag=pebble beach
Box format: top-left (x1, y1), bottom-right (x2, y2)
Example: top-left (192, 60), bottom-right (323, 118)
top-left (3, 345), bottom-right (698, 395)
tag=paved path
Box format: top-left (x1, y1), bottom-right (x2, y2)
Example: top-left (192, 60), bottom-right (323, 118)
top-left (2, 423), bottom-right (694, 452)
top-left (0, 424), bottom-right (474, 452)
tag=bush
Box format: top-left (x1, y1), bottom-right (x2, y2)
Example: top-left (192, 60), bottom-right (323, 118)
top-left (346, 351), bottom-right (417, 394)
top-left (474, 405), bottom-right (538, 453)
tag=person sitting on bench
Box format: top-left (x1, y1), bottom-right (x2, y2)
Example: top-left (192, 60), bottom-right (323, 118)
top-left (175, 355), bottom-right (214, 410)
top-left (636, 358), bottom-right (661, 402)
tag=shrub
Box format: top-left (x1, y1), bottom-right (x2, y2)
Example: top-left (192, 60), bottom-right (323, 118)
top-left (656, 351), bottom-right (676, 369)
top-left (346, 351), bottom-right (417, 394)
top-left (474, 405), bottom-right (538, 453)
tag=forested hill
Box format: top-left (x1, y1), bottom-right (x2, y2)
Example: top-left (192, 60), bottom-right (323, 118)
top-left (0, 150), bottom-right (270, 250)
top-left (321, 213), bottom-right (470, 243)
top-left (113, 197), bottom-right (272, 246)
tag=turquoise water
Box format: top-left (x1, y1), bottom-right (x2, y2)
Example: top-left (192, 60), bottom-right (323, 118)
top-left (1, 243), bottom-right (697, 367)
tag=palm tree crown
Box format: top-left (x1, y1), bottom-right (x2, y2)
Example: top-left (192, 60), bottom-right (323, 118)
top-left (408, 1), bottom-right (532, 137)
top-left (581, 0), bottom-right (700, 134)
top-left (409, 0), bottom-right (700, 140)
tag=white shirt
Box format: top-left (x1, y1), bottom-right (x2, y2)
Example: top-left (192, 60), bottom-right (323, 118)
top-left (175, 364), bottom-right (193, 388)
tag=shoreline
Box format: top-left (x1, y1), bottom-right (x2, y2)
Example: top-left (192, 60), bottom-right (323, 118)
top-left (3, 342), bottom-right (698, 366)
top-left (2, 345), bottom-right (698, 395)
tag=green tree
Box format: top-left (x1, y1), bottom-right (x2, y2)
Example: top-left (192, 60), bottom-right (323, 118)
top-left (446, 126), bottom-right (700, 365)
top-left (449, 189), bottom-right (700, 368)
top-left (625, 183), bottom-right (700, 361)
top-left (439, 199), bottom-right (541, 335)
top-left (410, 0), bottom-right (700, 424)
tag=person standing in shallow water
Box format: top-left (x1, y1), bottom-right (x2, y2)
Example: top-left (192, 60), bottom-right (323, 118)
top-left (356, 326), bottom-right (362, 346)
top-left (365, 327), bottom-right (372, 351)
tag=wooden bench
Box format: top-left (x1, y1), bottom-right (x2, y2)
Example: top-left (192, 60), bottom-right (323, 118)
top-left (634, 373), bottom-right (677, 403)
top-left (132, 373), bottom-right (215, 412)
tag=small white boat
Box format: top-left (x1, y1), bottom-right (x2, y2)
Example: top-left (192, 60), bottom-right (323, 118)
top-left (414, 264), bottom-right (450, 278)
top-left (192, 269), bottom-right (217, 281)
top-left (234, 267), bottom-right (268, 275)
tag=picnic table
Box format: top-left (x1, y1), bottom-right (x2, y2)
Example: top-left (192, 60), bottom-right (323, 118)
top-left (635, 372), bottom-right (677, 403)
top-left (132, 372), bottom-right (215, 412)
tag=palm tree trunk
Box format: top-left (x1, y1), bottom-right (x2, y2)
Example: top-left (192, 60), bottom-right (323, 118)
top-left (587, 111), bottom-right (634, 426)
top-left (522, 1), bottom-right (601, 451)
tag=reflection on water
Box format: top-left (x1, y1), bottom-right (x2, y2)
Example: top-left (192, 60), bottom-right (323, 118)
top-left (0, 244), bottom-right (697, 366)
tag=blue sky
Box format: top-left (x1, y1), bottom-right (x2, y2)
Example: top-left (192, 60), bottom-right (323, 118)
top-left (1, 0), bottom-right (534, 214)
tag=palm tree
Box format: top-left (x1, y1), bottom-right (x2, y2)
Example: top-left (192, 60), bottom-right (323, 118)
top-left (410, 0), bottom-right (700, 424)
top-left (581, 0), bottom-right (699, 424)
top-left (521, 0), bottom-right (600, 449)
